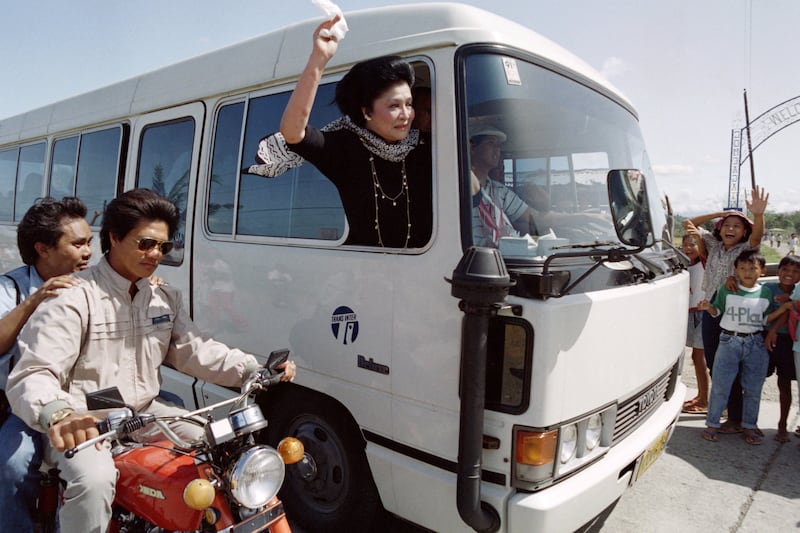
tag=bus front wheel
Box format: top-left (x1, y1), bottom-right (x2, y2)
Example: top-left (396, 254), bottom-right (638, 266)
top-left (264, 390), bottom-right (381, 532)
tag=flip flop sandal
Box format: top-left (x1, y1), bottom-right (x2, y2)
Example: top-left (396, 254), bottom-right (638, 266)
top-left (702, 428), bottom-right (719, 442)
top-left (775, 432), bottom-right (791, 443)
top-left (743, 431), bottom-right (763, 445)
top-left (682, 404), bottom-right (708, 414)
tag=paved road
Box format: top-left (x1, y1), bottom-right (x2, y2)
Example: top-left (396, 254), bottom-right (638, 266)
top-left (599, 348), bottom-right (800, 532)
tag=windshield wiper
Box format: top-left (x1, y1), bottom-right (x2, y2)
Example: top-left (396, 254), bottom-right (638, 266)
top-left (540, 243), bottom-right (648, 298)
top-left (552, 240), bottom-right (620, 250)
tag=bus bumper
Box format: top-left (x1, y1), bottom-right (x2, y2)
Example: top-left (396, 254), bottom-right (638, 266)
top-left (506, 381), bottom-right (686, 533)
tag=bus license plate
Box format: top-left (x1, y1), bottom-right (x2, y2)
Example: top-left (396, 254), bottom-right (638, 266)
top-left (635, 429), bottom-right (669, 482)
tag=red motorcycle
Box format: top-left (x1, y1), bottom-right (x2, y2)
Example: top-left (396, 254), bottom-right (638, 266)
top-left (36, 350), bottom-right (304, 533)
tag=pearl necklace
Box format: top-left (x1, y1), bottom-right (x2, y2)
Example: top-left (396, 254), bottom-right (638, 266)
top-left (368, 154), bottom-right (411, 248)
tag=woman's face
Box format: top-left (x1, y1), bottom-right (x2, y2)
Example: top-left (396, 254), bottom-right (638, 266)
top-left (363, 82), bottom-right (414, 143)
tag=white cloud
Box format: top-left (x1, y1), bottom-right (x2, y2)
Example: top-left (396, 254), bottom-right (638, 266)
top-left (699, 154), bottom-right (724, 165)
top-left (600, 56), bottom-right (629, 79)
top-left (653, 164), bottom-right (694, 177)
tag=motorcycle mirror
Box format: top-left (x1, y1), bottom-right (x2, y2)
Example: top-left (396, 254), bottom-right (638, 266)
top-left (86, 387), bottom-right (127, 411)
top-left (265, 349), bottom-right (290, 374)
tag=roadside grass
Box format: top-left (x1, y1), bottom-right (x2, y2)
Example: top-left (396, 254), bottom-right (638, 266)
top-left (761, 246), bottom-right (782, 264)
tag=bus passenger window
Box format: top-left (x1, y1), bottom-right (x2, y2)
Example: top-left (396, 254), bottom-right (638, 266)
top-left (75, 127), bottom-right (123, 226)
top-left (208, 102), bottom-right (245, 235)
top-left (0, 148), bottom-right (18, 222)
top-left (50, 136), bottom-right (79, 198)
top-left (239, 86), bottom-right (345, 241)
top-left (14, 143), bottom-right (46, 221)
top-left (137, 118), bottom-right (195, 265)
top-left (241, 62), bottom-right (434, 248)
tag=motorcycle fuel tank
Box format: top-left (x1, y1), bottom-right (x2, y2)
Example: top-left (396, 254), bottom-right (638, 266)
top-left (114, 441), bottom-right (211, 530)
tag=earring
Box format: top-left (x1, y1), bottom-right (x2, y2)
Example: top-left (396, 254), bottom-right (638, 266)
top-left (364, 114), bottom-right (372, 121)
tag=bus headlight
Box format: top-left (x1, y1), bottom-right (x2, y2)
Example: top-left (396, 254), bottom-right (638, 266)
top-left (227, 446), bottom-right (285, 509)
top-left (559, 424), bottom-right (578, 463)
top-left (585, 413), bottom-right (602, 451)
top-left (513, 408), bottom-right (613, 490)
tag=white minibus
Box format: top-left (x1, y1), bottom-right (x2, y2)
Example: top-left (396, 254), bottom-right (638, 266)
top-left (0, 4), bottom-right (688, 532)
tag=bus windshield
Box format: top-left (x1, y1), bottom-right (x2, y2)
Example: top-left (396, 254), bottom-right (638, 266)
top-left (461, 51), bottom-right (659, 252)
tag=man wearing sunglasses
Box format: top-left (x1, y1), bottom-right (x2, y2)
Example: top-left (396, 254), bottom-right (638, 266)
top-left (6, 188), bottom-right (296, 533)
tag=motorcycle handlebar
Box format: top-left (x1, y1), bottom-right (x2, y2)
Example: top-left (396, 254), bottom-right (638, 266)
top-left (65, 413), bottom-right (156, 459)
top-left (66, 367), bottom-right (286, 458)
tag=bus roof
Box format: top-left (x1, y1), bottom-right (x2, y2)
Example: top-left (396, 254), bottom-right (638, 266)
top-left (0, 2), bottom-right (632, 146)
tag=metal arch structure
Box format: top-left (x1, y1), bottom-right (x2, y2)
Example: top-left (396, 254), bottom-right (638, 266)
top-left (728, 94), bottom-right (800, 208)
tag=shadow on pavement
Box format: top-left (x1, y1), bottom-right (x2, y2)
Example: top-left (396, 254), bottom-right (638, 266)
top-left (664, 408), bottom-right (800, 500)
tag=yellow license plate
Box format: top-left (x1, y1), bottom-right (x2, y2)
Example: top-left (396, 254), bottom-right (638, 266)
top-left (635, 429), bottom-right (669, 482)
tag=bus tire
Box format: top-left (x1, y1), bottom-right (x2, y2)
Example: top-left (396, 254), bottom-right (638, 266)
top-left (261, 387), bottom-right (381, 533)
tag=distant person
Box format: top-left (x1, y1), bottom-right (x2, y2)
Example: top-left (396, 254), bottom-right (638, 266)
top-left (683, 187), bottom-right (768, 434)
top-left (470, 125), bottom-right (538, 246)
top-left (411, 86), bottom-right (431, 133)
top-left (776, 234), bottom-right (782, 248)
top-left (762, 254), bottom-right (800, 442)
top-left (699, 250), bottom-right (781, 445)
top-left (788, 233), bottom-right (797, 256)
top-left (681, 233), bottom-right (709, 414)
top-left (0, 197), bottom-right (92, 533)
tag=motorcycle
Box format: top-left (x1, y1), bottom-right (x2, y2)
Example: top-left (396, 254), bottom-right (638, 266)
top-left (36, 349), bottom-right (305, 533)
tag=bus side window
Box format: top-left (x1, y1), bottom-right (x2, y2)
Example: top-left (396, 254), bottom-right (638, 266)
top-left (211, 87), bottom-right (346, 241)
top-left (14, 143), bottom-right (46, 222)
top-left (0, 148), bottom-right (18, 222)
top-left (75, 126), bottom-right (124, 226)
top-left (50, 136), bottom-right (79, 199)
top-left (238, 86), bottom-right (345, 240)
top-left (137, 118), bottom-right (195, 265)
top-left (208, 102), bottom-right (245, 235)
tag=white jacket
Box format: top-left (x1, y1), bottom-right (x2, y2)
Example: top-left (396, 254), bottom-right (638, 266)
top-left (7, 257), bottom-right (259, 432)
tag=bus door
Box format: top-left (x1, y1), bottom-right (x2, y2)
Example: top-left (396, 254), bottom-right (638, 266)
top-left (128, 102), bottom-right (205, 408)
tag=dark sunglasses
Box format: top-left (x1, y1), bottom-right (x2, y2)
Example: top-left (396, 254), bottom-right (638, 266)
top-left (135, 238), bottom-right (174, 255)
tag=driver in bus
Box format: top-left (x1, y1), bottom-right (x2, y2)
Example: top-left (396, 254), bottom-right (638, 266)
top-left (470, 125), bottom-right (539, 247)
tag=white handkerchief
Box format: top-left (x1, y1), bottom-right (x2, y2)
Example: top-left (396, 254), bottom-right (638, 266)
top-left (312, 0), bottom-right (349, 40)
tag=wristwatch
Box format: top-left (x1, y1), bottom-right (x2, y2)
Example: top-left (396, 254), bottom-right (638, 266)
top-left (48, 408), bottom-right (74, 428)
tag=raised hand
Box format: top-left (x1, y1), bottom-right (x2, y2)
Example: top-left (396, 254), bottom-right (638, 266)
top-left (746, 185), bottom-right (769, 215)
top-left (312, 16), bottom-right (341, 62)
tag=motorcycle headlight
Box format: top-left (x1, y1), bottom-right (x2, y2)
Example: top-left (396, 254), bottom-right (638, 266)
top-left (228, 446), bottom-right (285, 509)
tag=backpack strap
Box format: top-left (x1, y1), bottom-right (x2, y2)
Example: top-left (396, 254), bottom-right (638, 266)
top-left (1, 273), bottom-right (22, 381)
top-left (2, 274), bottom-right (21, 306)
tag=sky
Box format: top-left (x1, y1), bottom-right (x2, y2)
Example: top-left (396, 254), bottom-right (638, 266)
top-left (1, 0), bottom-right (799, 215)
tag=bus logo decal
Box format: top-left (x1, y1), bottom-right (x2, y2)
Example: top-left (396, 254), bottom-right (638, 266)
top-left (331, 306), bottom-right (359, 345)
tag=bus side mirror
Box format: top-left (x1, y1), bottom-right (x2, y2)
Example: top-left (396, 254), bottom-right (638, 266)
top-left (607, 169), bottom-right (655, 248)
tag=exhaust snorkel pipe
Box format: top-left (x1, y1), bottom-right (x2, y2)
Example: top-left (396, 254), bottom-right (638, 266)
top-left (447, 247), bottom-right (512, 533)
